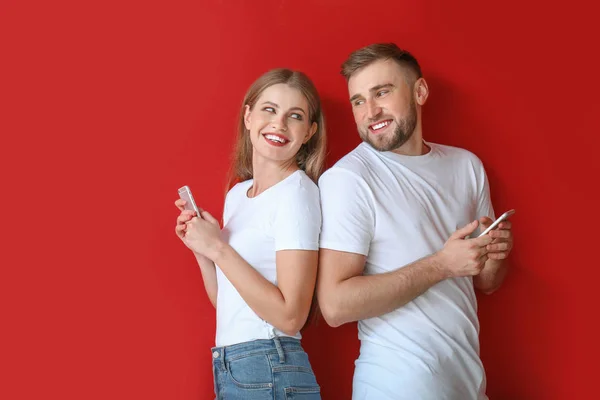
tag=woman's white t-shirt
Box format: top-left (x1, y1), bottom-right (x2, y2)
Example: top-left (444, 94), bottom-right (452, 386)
top-left (215, 170), bottom-right (321, 347)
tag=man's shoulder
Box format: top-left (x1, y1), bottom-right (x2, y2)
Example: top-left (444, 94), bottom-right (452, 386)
top-left (430, 142), bottom-right (484, 167)
top-left (320, 143), bottom-right (378, 181)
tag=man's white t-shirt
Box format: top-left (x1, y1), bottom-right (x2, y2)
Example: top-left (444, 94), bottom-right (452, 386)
top-left (215, 170), bottom-right (321, 347)
top-left (319, 142), bottom-right (495, 400)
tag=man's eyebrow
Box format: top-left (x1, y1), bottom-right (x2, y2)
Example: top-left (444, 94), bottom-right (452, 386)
top-left (370, 83), bottom-right (395, 92)
top-left (349, 83), bottom-right (395, 103)
top-left (349, 93), bottom-right (362, 103)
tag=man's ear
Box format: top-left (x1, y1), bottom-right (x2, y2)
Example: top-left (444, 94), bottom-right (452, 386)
top-left (415, 78), bottom-right (429, 106)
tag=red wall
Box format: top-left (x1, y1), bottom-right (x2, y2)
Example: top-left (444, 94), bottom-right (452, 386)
top-left (2, 1), bottom-right (598, 399)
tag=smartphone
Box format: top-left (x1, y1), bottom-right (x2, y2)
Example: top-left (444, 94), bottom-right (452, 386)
top-left (178, 185), bottom-right (201, 215)
top-left (477, 209), bottom-right (515, 238)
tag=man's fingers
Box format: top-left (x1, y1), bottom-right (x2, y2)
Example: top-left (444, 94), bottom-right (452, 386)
top-left (450, 220), bottom-right (479, 240)
top-left (498, 221), bottom-right (512, 230)
top-left (476, 246), bottom-right (489, 259)
top-left (472, 234), bottom-right (493, 247)
top-left (478, 216), bottom-right (494, 230)
top-left (478, 253), bottom-right (489, 264)
top-left (488, 252), bottom-right (508, 260)
top-left (487, 242), bottom-right (510, 252)
top-left (489, 229), bottom-right (511, 239)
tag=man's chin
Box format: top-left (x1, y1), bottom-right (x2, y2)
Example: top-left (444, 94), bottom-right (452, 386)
top-left (361, 133), bottom-right (393, 152)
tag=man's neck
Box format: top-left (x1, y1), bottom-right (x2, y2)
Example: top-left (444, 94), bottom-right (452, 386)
top-left (391, 130), bottom-right (429, 156)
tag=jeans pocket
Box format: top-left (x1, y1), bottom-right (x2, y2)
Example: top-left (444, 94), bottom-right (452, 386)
top-left (227, 353), bottom-right (273, 389)
top-left (271, 350), bottom-right (315, 374)
top-left (284, 386), bottom-right (321, 399)
top-left (272, 350), bottom-right (320, 399)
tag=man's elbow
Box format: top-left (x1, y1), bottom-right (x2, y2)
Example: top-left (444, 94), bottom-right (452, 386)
top-left (480, 287), bottom-right (498, 295)
top-left (476, 281), bottom-right (501, 295)
top-left (318, 299), bottom-right (346, 328)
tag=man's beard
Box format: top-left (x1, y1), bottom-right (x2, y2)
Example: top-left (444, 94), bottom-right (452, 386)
top-left (360, 100), bottom-right (417, 152)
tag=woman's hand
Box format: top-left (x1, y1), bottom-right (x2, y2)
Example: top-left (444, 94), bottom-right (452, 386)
top-left (174, 199), bottom-right (216, 265)
top-left (183, 210), bottom-right (223, 261)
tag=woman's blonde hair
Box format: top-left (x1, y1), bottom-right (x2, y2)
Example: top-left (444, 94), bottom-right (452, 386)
top-left (228, 68), bottom-right (326, 189)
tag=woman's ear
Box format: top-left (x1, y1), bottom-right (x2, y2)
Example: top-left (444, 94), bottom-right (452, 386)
top-left (244, 105), bottom-right (252, 130)
top-left (304, 121), bottom-right (318, 144)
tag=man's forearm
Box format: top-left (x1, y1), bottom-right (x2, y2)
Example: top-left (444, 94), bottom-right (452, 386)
top-left (474, 259), bottom-right (508, 294)
top-left (323, 254), bottom-right (448, 326)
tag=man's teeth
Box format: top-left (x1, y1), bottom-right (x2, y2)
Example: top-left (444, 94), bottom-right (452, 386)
top-left (265, 134), bottom-right (286, 143)
top-left (372, 121), bottom-right (390, 130)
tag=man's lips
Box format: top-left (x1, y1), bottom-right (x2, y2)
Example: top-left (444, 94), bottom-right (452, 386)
top-left (368, 119), bottom-right (393, 134)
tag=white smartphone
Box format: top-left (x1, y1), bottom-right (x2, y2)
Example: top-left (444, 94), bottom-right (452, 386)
top-left (178, 185), bottom-right (201, 215)
top-left (477, 209), bottom-right (515, 238)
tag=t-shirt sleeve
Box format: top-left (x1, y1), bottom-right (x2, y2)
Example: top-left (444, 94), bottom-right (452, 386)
top-left (222, 187), bottom-right (235, 225)
top-left (475, 162), bottom-right (496, 224)
top-left (273, 181), bottom-right (321, 251)
top-left (318, 168), bottom-right (375, 256)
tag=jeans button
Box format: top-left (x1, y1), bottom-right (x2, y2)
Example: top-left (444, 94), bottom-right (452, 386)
top-left (212, 351), bottom-right (220, 359)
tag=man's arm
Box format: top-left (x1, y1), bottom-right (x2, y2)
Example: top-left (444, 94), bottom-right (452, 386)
top-left (473, 219), bottom-right (513, 294)
top-left (317, 250), bottom-right (445, 327)
top-left (471, 160), bottom-right (514, 295)
top-left (317, 221), bottom-right (492, 327)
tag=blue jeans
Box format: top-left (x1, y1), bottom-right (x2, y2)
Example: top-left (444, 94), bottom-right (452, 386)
top-left (211, 337), bottom-right (321, 400)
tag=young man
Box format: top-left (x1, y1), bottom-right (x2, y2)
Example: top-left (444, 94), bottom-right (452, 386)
top-left (317, 43), bottom-right (514, 400)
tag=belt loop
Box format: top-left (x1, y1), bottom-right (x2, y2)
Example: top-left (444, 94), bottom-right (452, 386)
top-left (213, 347), bottom-right (226, 371)
top-left (273, 336), bottom-right (285, 364)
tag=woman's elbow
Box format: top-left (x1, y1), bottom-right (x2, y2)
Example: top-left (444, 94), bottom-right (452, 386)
top-left (277, 315), bottom-right (307, 336)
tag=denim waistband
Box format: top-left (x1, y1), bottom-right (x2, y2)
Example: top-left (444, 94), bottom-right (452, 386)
top-left (211, 337), bottom-right (303, 363)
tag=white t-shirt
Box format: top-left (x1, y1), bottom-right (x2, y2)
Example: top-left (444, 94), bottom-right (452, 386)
top-left (215, 170), bottom-right (321, 347)
top-left (319, 142), bottom-right (495, 400)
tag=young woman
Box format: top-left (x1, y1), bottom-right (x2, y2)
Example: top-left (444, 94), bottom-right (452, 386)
top-left (175, 68), bottom-right (326, 399)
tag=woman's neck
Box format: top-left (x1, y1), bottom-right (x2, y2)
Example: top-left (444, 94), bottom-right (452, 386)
top-left (247, 155), bottom-right (298, 198)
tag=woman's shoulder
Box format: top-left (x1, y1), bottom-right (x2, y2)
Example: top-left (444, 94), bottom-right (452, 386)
top-left (226, 179), bottom-right (252, 201)
top-left (286, 170), bottom-right (320, 198)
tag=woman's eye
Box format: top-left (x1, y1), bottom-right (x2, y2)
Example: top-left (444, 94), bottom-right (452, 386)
top-left (263, 107), bottom-right (275, 113)
top-left (290, 113), bottom-right (303, 120)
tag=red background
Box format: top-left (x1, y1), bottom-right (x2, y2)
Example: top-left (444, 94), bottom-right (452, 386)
top-left (2, 1), bottom-right (598, 399)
